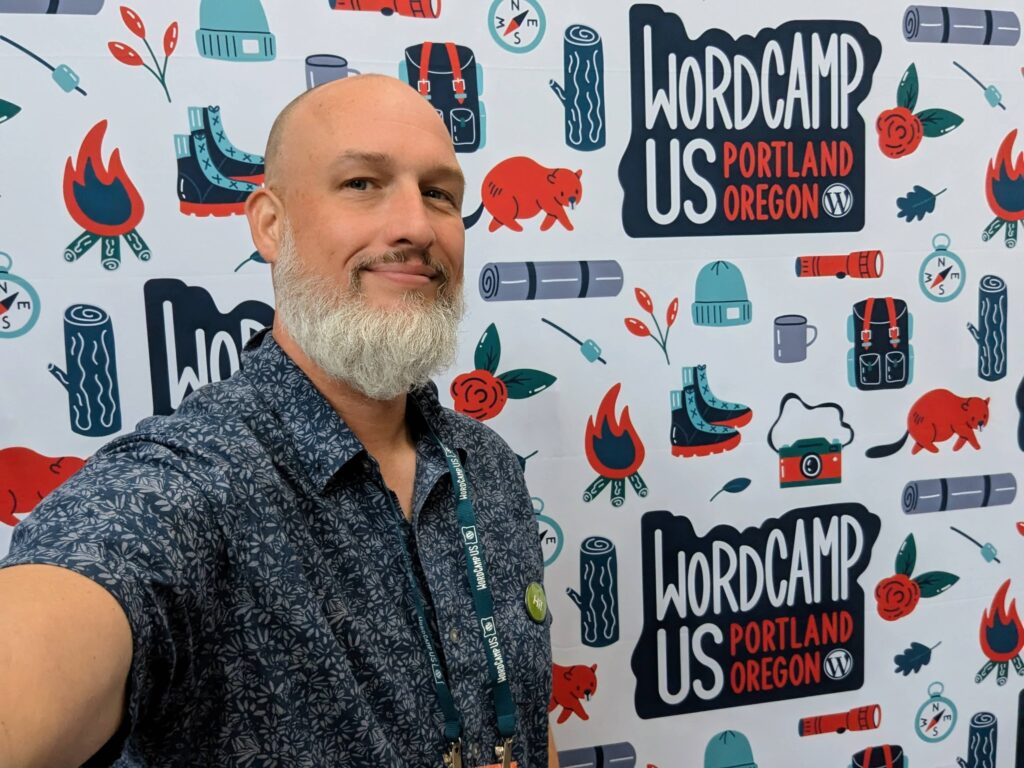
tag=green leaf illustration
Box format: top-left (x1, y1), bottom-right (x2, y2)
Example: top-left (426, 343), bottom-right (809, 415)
top-left (710, 477), bottom-right (751, 502)
top-left (897, 63), bottom-right (919, 111)
top-left (474, 323), bottom-right (501, 374)
top-left (895, 534), bottom-right (916, 576)
top-left (498, 368), bottom-right (556, 399)
top-left (893, 641), bottom-right (940, 675)
top-left (915, 108), bottom-right (963, 138)
top-left (0, 98), bottom-right (21, 124)
top-left (914, 571), bottom-right (959, 598)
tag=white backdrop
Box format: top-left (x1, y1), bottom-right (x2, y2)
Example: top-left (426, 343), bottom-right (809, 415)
top-left (1, 1), bottom-right (1023, 766)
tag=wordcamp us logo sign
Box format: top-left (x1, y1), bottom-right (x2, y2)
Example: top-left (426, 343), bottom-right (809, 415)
top-left (618, 4), bottom-right (881, 237)
top-left (631, 503), bottom-right (880, 717)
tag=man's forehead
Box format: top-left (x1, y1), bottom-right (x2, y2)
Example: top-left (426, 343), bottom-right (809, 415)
top-left (325, 149), bottom-right (464, 182)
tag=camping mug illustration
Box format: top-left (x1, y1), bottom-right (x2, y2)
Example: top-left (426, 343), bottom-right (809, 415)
top-left (305, 54), bottom-right (360, 90)
top-left (774, 314), bottom-right (818, 363)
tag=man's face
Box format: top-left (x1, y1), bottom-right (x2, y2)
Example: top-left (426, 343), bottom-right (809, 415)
top-left (276, 80), bottom-right (466, 309)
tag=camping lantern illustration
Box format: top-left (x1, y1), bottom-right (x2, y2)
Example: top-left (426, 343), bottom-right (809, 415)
top-left (583, 384), bottom-right (647, 507)
top-left (976, 580), bottom-right (1024, 686)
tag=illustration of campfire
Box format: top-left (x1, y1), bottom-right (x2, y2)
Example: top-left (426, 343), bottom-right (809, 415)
top-left (982, 130), bottom-right (1024, 249)
top-left (975, 579), bottom-right (1024, 686)
top-left (63, 120), bottom-right (150, 271)
top-left (583, 383), bottom-right (648, 507)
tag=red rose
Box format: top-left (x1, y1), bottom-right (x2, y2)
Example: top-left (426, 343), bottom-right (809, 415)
top-left (875, 574), bottom-right (921, 621)
top-left (876, 107), bottom-right (923, 159)
top-left (451, 370), bottom-right (508, 421)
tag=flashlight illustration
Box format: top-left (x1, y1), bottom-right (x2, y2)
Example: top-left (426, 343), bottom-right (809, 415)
top-left (795, 251), bottom-right (884, 279)
top-left (799, 704), bottom-right (882, 736)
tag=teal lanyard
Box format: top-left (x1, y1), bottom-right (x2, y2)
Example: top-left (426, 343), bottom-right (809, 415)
top-left (390, 430), bottom-right (518, 755)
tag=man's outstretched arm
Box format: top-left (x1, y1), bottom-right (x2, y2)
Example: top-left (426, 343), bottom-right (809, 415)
top-left (0, 564), bottom-right (132, 768)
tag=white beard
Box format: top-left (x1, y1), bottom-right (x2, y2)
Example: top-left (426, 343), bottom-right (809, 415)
top-left (271, 223), bottom-right (465, 401)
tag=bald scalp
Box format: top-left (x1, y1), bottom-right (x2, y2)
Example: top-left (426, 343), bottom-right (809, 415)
top-left (262, 73), bottom-right (451, 192)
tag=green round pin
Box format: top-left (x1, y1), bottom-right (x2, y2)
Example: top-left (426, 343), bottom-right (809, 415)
top-left (525, 582), bottom-right (547, 623)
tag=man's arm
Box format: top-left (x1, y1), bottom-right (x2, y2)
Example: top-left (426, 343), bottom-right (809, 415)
top-left (548, 728), bottom-right (559, 768)
top-left (0, 564), bottom-right (132, 768)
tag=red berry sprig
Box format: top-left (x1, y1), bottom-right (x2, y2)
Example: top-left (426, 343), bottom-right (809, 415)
top-left (108, 6), bottom-right (178, 103)
top-left (624, 287), bottom-right (678, 365)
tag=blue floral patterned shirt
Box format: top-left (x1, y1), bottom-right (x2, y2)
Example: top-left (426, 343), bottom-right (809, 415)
top-left (2, 329), bottom-right (552, 767)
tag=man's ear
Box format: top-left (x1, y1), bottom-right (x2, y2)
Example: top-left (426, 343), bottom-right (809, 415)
top-left (244, 187), bottom-right (285, 265)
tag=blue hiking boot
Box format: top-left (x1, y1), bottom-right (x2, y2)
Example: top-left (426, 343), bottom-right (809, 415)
top-left (684, 364), bottom-right (752, 428)
top-left (188, 106), bottom-right (265, 184)
top-left (175, 132), bottom-right (258, 217)
top-left (670, 386), bottom-right (741, 458)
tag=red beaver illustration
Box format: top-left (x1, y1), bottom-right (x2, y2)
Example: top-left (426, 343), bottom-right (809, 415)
top-left (462, 156), bottom-right (583, 233)
top-left (0, 447), bottom-right (85, 526)
top-left (548, 662), bottom-right (597, 724)
top-left (866, 389), bottom-right (989, 458)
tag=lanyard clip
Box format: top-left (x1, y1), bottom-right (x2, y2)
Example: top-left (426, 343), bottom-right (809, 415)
top-left (443, 738), bottom-right (463, 768)
top-left (495, 737), bottom-right (513, 768)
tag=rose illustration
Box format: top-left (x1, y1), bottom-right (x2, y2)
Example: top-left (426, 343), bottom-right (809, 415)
top-left (875, 63), bottom-right (962, 160)
top-left (451, 370), bottom-right (508, 421)
top-left (874, 534), bottom-right (958, 622)
top-left (450, 323), bottom-right (555, 422)
top-left (876, 107), bottom-right (923, 159)
top-left (875, 574), bottom-right (921, 621)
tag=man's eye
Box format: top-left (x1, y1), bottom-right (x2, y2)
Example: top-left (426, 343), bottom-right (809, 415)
top-left (425, 189), bottom-right (455, 203)
top-left (343, 179), bottom-right (370, 191)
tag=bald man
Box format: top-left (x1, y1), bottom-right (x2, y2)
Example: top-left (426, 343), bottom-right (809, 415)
top-left (0, 75), bottom-right (556, 768)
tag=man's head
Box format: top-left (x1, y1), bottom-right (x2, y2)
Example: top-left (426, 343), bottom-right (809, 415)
top-left (245, 74), bottom-right (467, 400)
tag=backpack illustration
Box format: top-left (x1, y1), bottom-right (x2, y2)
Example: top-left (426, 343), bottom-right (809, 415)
top-left (400, 42), bottom-right (485, 153)
top-left (847, 297), bottom-right (914, 391)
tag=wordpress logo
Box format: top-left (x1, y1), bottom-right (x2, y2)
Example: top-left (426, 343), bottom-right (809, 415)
top-left (822, 183), bottom-right (853, 218)
top-left (481, 616), bottom-right (496, 637)
top-left (823, 648), bottom-right (854, 680)
top-left (462, 526), bottom-right (478, 545)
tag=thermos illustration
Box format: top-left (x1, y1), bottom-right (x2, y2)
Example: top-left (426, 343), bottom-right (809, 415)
top-left (903, 5), bottom-right (1021, 46)
top-left (566, 536), bottom-right (619, 647)
top-left (902, 473), bottom-right (1017, 514)
top-left (967, 275), bottom-right (1008, 381)
top-left (549, 24), bottom-right (605, 151)
top-left (479, 260), bottom-right (623, 301)
top-left (48, 304), bottom-right (121, 437)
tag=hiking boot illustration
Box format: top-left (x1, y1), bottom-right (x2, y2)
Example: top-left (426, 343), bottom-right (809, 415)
top-left (670, 386), bottom-right (741, 457)
top-left (685, 364), bottom-right (752, 428)
top-left (188, 106), bottom-right (264, 183)
top-left (175, 132), bottom-right (258, 217)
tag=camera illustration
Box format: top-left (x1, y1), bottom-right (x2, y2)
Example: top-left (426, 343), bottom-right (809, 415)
top-left (778, 437), bottom-right (843, 488)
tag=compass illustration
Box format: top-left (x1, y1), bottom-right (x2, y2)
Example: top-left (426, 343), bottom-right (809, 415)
top-left (0, 252), bottom-right (40, 339)
top-left (533, 496), bottom-right (563, 567)
top-left (914, 681), bottom-right (958, 743)
top-left (488, 0), bottom-right (546, 53)
top-left (919, 233), bottom-right (965, 303)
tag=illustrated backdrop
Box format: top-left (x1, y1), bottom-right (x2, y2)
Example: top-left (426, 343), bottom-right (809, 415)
top-left (1, 1), bottom-right (1023, 766)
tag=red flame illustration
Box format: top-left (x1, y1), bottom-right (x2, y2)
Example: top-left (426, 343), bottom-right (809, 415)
top-left (585, 384), bottom-right (645, 478)
top-left (979, 579), bottom-right (1024, 662)
top-left (63, 120), bottom-right (144, 237)
top-left (985, 130), bottom-right (1024, 222)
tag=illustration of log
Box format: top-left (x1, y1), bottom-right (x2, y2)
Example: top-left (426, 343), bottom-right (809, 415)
top-left (904, 5), bottom-right (1021, 46)
top-left (48, 304), bottom-right (121, 437)
top-left (968, 275), bottom-right (1008, 381)
top-left (549, 24), bottom-right (605, 151)
top-left (902, 474), bottom-right (1017, 514)
top-left (567, 536), bottom-right (618, 647)
top-left (479, 260), bottom-right (623, 301)
top-left (557, 742), bottom-right (635, 768)
top-left (958, 712), bottom-right (998, 768)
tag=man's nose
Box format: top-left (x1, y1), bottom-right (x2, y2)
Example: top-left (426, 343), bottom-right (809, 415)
top-left (384, 181), bottom-right (437, 252)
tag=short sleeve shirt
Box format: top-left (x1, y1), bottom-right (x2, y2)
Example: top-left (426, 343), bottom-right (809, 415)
top-left (1, 328), bottom-right (552, 768)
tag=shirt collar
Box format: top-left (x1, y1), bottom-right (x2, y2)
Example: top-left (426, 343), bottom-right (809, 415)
top-left (240, 328), bottom-right (468, 492)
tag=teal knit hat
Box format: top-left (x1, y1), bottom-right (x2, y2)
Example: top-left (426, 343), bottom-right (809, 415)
top-left (691, 260), bottom-right (751, 327)
top-left (704, 730), bottom-right (757, 768)
top-left (196, 0), bottom-right (276, 62)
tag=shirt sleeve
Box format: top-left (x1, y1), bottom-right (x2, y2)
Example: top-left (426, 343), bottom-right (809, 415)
top-left (0, 433), bottom-right (226, 761)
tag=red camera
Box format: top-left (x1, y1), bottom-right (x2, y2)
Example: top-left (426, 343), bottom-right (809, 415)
top-left (778, 438), bottom-right (843, 488)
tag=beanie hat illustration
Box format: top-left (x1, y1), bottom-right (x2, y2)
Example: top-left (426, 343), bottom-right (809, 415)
top-left (704, 730), bottom-right (757, 768)
top-left (691, 260), bottom-right (752, 327)
top-left (196, 0), bottom-right (276, 62)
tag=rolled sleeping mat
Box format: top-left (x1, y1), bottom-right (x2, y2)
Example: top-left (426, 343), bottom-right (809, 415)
top-left (902, 473), bottom-right (1017, 513)
top-left (903, 5), bottom-right (1021, 46)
